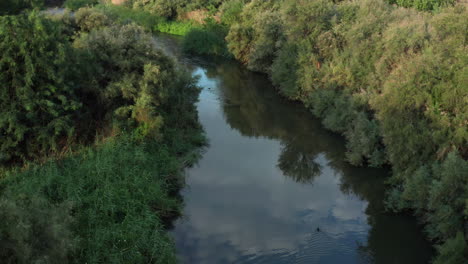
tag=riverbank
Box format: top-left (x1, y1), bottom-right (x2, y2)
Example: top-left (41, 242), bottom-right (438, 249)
top-left (0, 5), bottom-right (205, 263)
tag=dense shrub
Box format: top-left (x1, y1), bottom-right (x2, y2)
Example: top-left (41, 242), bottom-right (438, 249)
top-left (73, 22), bottom-right (186, 138)
top-left (74, 6), bottom-right (112, 32)
top-left (132, 0), bottom-right (181, 18)
top-left (1, 135), bottom-right (195, 263)
top-left (219, 0), bottom-right (245, 25)
top-left (96, 4), bottom-right (164, 31)
top-left (1, 7), bottom-right (204, 264)
top-left (131, 0), bottom-right (226, 18)
top-left (0, 0), bottom-right (42, 15)
top-left (0, 12), bottom-right (81, 163)
top-left (182, 18), bottom-right (231, 57)
top-left (387, 0), bottom-right (455, 11)
top-left (63, 0), bottom-right (99, 10)
top-left (0, 196), bottom-right (76, 264)
top-left (226, 0), bottom-right (283, 72)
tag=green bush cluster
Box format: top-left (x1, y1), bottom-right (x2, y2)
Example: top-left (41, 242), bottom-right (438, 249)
top-left (1, 6), bottom-right (204, 263)
top-left (0, 0), bottom-right (42, 15)
top-left (1, 134), bottom-right (201, 263)
top-left (182, 18), bottom-right (231, 57)
top-left (0, 196), bottom-right (76, 263)
top-left (0, 12), bottom-right (82, 163)
top-left (130, 0), bottom-right (225, 19)
top-left (225, 0), bottom-right (467, 261)
top-left (63, 0), bottom-right (99, 10)
top-left (388, 0), bottom-right (455, 11)
top-left (95, 4), bottom-right (164, 30)
top-left (1, 8), bottom-right (202, 164)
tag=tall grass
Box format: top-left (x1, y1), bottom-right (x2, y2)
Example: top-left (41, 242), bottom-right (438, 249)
top-left (155, 20), bottom-right (198, 35)
top-left (95, 4), bottom-right (164, 30)
top-left (63, 0), bottom-right (98, 10)
top-left (0, 133), bottom-right (203, 263)
top-left (96, 4), bottom-right (198, 35)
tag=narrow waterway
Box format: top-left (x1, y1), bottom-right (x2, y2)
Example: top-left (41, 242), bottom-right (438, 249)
top-left (153, 35), bottom-right (433, 264)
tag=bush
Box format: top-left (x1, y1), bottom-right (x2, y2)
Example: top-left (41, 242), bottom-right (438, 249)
top-left (0, 196), bottom-right (76, 264)
top-left (1, 136), bottom-right (190, 263)
top-left (388, 0), bottom-right (455, 11)
top-left (154, 19), bottom-right (195, 35)
top-left (226, 0), bottom-right (284, 72)
top-left (0, 0), bottom-right (42, 15)
top-left (74, 6), bottom-right (112, 32)
top-left (0, 12), bottom-right (81, 164)
top-left (132, 0), bottom-right (181, 19)
top-left (96, 4), bottom-right (164, 31)
top-left (271, 43), bottom-right (300, 99)
top-left (433, 232), bottom-right (468, 264)
top-left (182, 18), bottom-right (231, 57)
top-left (63, 0), bottom-right (99, 10)
top-left (219, 0), bottom-right (245, 25)
top-left (73, 23), bottom-right (182, 138)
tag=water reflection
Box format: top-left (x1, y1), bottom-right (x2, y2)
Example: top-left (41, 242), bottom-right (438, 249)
top-left (153, 35), bottom-right (432, 264)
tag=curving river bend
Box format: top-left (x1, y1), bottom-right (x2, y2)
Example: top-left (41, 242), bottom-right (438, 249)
top-left (153, 34), bottom-right (433, 264)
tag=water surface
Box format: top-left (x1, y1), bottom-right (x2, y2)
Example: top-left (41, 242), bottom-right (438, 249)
top-left (154, 35), bottom-right (432, 264)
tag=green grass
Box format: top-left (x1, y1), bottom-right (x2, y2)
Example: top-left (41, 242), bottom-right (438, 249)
top-left (96, 4), bottom-right (199, 35)
top-left (155, 20), bottom-right (198, 35)
top-left (95, 4), bottom-right (164, 30)
top-left (64, 0), bottom-right (98, 10)
top-left (0, 132), bottom-right (203, 263)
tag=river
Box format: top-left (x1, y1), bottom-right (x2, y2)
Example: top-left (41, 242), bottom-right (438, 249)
top-left (153, 34), bottom-right (433, 264)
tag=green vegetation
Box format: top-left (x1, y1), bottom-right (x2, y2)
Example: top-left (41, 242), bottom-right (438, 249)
top-left (95, 3), bottom-right (198, 35)
top-left (1, 0), bottom-right (466, 262)
top-left (1, 134), bottom-right (202, 263)
top-left (1, 4), bottom-right (204, 263)
top-left (223, 0), bottom-right (468, 262)
top-left (0, 12), bottom-right (82, 164)
top-left (182, 18), bottom-right (231, 57)
top-left (0, 0), bottom-right (42, 15)
top-left (63, 0), bottom-right (98, 10)
top-left (155, 19), bottom-right (196, 35)
top-left (95, 4), bottom-right (164, 30)
top-left (388, 0), bottom-right (455, 11)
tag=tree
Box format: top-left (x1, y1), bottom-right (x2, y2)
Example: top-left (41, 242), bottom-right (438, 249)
top-left (0, 12), bottom-right (81, 163)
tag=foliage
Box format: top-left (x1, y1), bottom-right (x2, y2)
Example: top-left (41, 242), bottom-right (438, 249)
top-left (219, 0), bottom-right (245, 25)
top-left (0, 196), bottom-right (76, 264)
top-left (182, 18), bottom-right (231, 57)
top-left (96, 4), bottom-right (164, 31)
top-left (131, 0), bottom-right (226, 19)
top-left (387, 0), bottom-right (455, 11)
top-left (223, 0), bottom-right (468, 260)
top-left (0, 0), bottom-right (42, 15)
top-left (74, 6), bottom-right (112, 32)
top-left (1, 135), bottom-right (198, 263)
top-left (1, 7), bottom-right (205, 263)
top-left (73, 22), bottom-right (191, 138)
top-left (226, 0), bottom-right (284, 72)
top-left (433, 232), bottom-right (468, 264)
top-left (154, 19), bottom-right (196, 35)
top-left (132, 0), bottom-right (182, 19)
top-left (63, 0), bottom-right (99, 11)
top-left (0, 12), bottom-right (81, 164)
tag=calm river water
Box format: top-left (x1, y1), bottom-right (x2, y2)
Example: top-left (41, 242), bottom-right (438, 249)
top-left (153, 35), bottom-right (433, 264)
